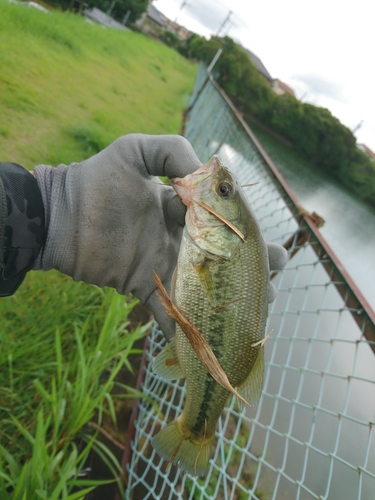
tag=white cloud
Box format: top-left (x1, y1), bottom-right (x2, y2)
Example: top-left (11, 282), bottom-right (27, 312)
top-left (291, 74), bottom-right (346, 103)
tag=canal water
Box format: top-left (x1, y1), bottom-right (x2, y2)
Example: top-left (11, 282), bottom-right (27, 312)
top-left (249, 122), bottom-right (375, 312)
top-left (234, 124), bottom-right (375, 500)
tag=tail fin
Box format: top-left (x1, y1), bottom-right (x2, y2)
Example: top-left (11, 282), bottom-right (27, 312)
top-left (152, 418), bottom-right (214, 477)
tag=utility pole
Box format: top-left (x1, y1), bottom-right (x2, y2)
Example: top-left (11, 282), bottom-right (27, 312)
top-left (352, 120), bottom-right (363, 134)
top-left (174, 0), bottom-right (189, 24)
top-left (216, 10), bottom-right (232, 36)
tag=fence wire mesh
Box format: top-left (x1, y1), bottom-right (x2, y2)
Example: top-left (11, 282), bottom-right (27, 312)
top-left (124, 65), bottom-right (375, 500)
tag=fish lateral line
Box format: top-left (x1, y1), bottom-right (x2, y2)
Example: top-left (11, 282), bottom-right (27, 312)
top-left (153, 272), bottom-right (251, 408)
top-left (196, 201), bottom-right (246, 242)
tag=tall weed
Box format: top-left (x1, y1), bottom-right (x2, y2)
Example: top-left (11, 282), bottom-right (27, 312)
top-left (0, 287), bottom-right (150, 498)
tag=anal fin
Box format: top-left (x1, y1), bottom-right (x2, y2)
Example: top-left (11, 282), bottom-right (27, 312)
top-left (152, 338), bottom-right (184, 381)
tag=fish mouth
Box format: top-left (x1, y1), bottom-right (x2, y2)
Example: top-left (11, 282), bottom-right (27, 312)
top-left (172, 156), bottom-right (221, 207)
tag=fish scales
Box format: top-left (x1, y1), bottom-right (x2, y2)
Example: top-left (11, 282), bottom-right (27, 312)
top-left (176, 221), bottom-right (268, 433)
top-left (152, 155), bottom-right (270, 476)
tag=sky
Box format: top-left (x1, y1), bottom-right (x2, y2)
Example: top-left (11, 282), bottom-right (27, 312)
top-left (154, 0), bottom-right (375, 152)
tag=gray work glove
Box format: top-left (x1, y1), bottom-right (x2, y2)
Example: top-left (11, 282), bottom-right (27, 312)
top-left (33, 134), bottom-right (287, 340)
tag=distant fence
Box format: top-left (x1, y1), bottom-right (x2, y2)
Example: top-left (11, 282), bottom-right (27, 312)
top-left (82, 7), bottom-right (128, 30)
top-left (122, 64), bottom-right (375, 499)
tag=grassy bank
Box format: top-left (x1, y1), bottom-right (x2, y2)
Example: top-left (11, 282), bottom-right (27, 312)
top-left (0, 0), bottom-right (197, 167)
top-left (0, 2), bottom-right (197, 497)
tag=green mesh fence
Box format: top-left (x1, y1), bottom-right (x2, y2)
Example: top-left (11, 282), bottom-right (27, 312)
top-left (124, 64), bottom-right (375, 500)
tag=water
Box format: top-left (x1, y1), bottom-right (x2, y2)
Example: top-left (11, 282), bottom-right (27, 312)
top-left (250, 123), bottom-right (375, 312)
top-left (241, 124), bottom-right (375, 499)
top-left (208, 130), bottom-right (375, 499)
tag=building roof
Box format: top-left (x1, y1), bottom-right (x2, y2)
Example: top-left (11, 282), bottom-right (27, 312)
top-left (357, 143), bottom-right (375, 161)
top-left (273, 78), bottom-right (296, 97)
top-left (243, 49), bottom-right (273, 81)
top-left (147, 4), bottom-right (169, 28)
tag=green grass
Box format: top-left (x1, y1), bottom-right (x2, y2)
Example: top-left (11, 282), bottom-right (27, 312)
top-left (0, 2), bottom-right (197, 497)
top-left (0, 0), bottom-right (197, 167)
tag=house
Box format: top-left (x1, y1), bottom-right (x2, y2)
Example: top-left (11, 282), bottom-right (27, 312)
top-left (243, 48), bottom-right (297, 98)
top-left (243, 48), bottom-right (273, 83)
top-left (167, 21), bottom-right (192, 41)
top-left (271, 78), bottom-right (296, 97)
top-left (136, 4), bottom-right (169, 36)
top-left (357, 144), bottom-right (375, 162)
top-left (136, 4), bottom-right (191, 40)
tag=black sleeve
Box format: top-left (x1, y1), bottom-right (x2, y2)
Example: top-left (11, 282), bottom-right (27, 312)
top-left (0, 162), bottom-right (45, 296)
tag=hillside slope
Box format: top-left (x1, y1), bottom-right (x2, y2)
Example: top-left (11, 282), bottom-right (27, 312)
top-left (0, 0), bottom-right (197, 167)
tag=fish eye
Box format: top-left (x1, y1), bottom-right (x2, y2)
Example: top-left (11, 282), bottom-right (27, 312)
top-left (217, 181), bottom-right (232, 197)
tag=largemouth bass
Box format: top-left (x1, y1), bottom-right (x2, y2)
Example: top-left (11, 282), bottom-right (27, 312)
top-left (152, 155), bottom-right (270, 476)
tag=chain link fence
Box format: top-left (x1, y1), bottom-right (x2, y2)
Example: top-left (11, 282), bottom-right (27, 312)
top-left (123, 64), bottom-right (375, 500)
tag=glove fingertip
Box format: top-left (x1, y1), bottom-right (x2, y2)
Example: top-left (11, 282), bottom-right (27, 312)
top-left (267, 242), bottom-right (288, 271)
top-left (269, 282), bottom-right (277, 303)
top-left (161, 135), bottom-right (202, 178)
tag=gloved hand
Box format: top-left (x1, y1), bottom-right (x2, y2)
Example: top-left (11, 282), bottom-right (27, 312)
top-left (33, 134), bottom-right (287, 340)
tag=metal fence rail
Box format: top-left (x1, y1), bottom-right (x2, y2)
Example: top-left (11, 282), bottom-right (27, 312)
top-left (123, 64), bottom-right (375, 500)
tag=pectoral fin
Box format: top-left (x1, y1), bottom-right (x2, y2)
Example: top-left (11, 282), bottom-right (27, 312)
top-left (152, 338), bottom-right (184, 381)
top-left (192, 260), bottom-right (220, 307)
top-left (237, 346), bottom-right (264, 409)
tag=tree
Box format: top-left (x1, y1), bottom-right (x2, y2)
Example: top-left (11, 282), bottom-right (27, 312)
top-left (90, 0), bottom-right (148, 23)
top-left (163, 31), bottom-right (180, 50)
top-left (48, 0), bottom-right (148, 20)
top-left (182, 33), bottom-right (374, 208)
top-left (187, 35), bottom-right (274, 118)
